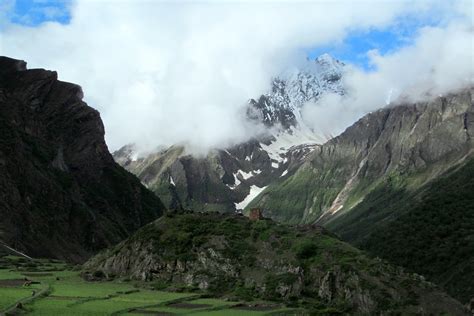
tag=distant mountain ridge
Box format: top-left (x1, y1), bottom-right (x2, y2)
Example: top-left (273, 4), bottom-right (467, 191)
top-left (250, 89), bottom-right (473, 223)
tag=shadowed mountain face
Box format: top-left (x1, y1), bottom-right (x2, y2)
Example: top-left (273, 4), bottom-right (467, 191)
top-left (357, 157), bottom-right (474, 304)
top-left (0, 57), bottom-right (165, 263)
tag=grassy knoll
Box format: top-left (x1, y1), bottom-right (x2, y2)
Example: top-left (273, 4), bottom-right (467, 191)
top-left (0, 255), bottom-right (300, 315)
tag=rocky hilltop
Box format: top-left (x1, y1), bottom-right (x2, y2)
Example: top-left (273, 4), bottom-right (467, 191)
top-left (84, 211), bottom-right (469, 315)
top-left (0, 57), bottom-right (165, 262)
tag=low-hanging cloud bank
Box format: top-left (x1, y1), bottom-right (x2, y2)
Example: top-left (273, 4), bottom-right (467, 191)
top-left (0, 0), bottom-right (472, 152)
top-left (302, 18), bottom-right (474, 137)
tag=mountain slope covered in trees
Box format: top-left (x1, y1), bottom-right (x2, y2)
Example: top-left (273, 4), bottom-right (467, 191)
top-left (346, 157), bottom-right (474, 304)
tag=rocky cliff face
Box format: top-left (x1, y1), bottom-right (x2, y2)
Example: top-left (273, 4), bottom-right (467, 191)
top-left (114, 54), bottom-right (344, 212)
top-left (84, 212), bottom-right (469, 315)
top-left (250, 89), bottom-right (474, 224)
top-left (0, 57), bottom-right (165, 262)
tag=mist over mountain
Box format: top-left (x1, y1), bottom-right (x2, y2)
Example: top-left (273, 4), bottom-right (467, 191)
top-left (1, 1), bottom-right (472, 154)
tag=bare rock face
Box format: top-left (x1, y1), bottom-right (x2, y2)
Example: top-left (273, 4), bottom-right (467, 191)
top-left (0, 57), bottom-right (165, 262)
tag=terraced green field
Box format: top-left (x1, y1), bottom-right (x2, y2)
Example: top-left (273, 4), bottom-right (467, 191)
top-left (0, 255), bottom-right (299, 315)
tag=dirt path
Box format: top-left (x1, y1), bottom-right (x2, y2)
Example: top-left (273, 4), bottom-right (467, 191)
top-left (0, 279), bottom-right (28, 287)
top-left (112, 294), bottom-right (202, 316)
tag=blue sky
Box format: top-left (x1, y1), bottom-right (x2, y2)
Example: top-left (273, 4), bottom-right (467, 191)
top-left (6, 0), bottom-right (446, 70)
top-left (308, 27), bottom-right (422, 70)
top-left (8, 0), bottom-right (72, 26)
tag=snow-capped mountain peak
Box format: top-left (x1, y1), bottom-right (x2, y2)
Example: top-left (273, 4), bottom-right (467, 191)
top-left (114, 53), bottom-right (347, 214)
top-left (248, 53), bottom-right (345, 141)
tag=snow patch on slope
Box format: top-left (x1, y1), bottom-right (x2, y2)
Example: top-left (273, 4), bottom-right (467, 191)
top-left (235, 185), bottom-right (268, 210)
top-left (260, 124), bottom-right (323, 163)
top-left (228, 172), bottom-right (242, 190)
top-left (239, 170), bottom-right (253, 180)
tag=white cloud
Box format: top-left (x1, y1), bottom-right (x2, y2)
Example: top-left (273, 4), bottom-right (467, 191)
top-left (302, 16), bottom-right (474, 137)
top-left (0, 0), bottom-right (470, 152)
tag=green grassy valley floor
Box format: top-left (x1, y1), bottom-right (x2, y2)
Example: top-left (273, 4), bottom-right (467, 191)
top-left (0, 255), bottom-right (299, 315)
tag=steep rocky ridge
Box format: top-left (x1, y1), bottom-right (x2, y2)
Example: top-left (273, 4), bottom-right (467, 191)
top-left (84, 212), bottom-right (469, 315)
top-left (0, 57), bottom-right (165, 262)
top-left (250, 89), bottom-right (473, 224)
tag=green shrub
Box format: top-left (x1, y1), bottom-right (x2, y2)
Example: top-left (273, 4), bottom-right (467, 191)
top-left (294, 241), bottom-right (318, 260)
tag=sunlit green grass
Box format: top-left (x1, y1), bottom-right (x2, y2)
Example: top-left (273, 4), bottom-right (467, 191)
top-left (192, 308), bottom-right (295, 315)
top-left (0, 268), bottom-right (25, 279)
top-left (0, 255), bottom-right (297, 315)
top-left (0, 288), bottom-right (34, 309)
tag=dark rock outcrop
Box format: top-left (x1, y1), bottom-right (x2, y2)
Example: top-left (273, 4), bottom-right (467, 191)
top-left (0, 57), bottom-right (165, 262)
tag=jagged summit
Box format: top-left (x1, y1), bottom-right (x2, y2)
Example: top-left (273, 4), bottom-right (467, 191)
top-left (0, 56), bottom-right (27, 74)
top-left (249, 53), bottom-right (344, 133)
top-left (315, 52), bottom-right (344, 69)
top-left (314, 53), bottom-right (345, 83)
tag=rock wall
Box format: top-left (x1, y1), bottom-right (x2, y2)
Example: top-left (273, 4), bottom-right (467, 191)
top-left (0, 57), bottom-right (165, 262)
